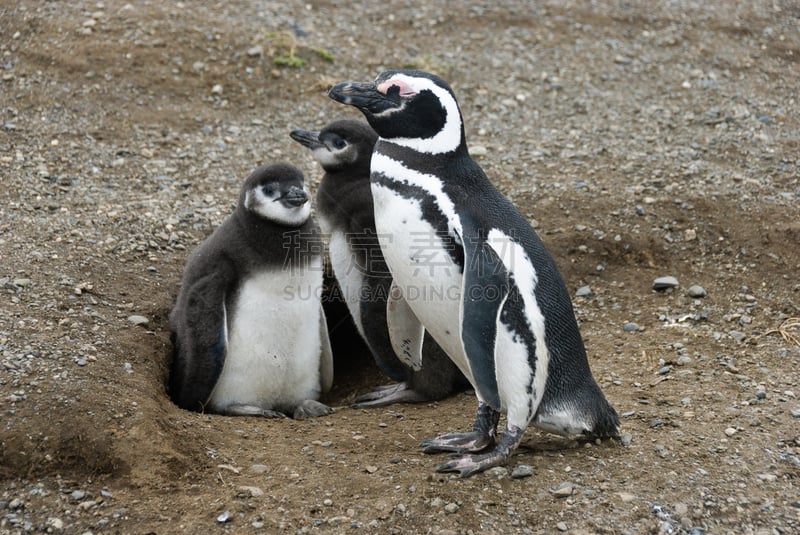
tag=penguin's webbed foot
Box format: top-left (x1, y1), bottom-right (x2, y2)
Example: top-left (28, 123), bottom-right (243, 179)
top-left (421, 401), bottom-right (500, 453)
top-left (420, 431), bottom-right (494, 454)
top-left (434, 425), bottom-right (525, 478)
top-left (220, 403), bottom-right (288, 418)
top-left (353, 382), bottom-right (427, 408)
top-left (293, 399), bottom-right (334, 419)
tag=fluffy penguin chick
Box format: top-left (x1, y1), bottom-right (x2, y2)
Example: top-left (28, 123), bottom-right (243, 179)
top-left (169, 163), bottom-right (334, 419)
top-left (329, 70), bottom-right (619, 476)
top-left (290, 119), bottom-right (469, 406)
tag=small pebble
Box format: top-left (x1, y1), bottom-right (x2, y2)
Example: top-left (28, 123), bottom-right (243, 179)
top-left (556, 521), bottom-right (568, 532)
top-left (687, 285), bottom-right (707, 298)
top-left (619, 432), bottom-right (632, 447)
top-left (510, 465), bottom-right (533, 479)
top-left (653, 276), bottom-right (679, 291)
top-left (71, 490), bottom-right (86, 501)
top-left (216, 511), bottom-right (231, 523)
top-left (724, 427), bottom-right (737, 437)
top-left (444, 502), bottom-right (459, 513)
top-left (623, 322), bottom-right (639, 332)
top-left (550, 482), bottom-right (573, 498)
top-left (246, 45), bottom-right (263, 57)
top-left (237, 486), bottom-right (264, 498)
top-left (127, 315), bottom-right (149, 326)
top-left (575, 285), bottom-right (592, 298)
top-left (486, 466), bottom-right (507, 478)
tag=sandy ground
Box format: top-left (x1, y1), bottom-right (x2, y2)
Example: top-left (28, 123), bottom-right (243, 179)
top-left (1, 0), bottom-right (799, 533)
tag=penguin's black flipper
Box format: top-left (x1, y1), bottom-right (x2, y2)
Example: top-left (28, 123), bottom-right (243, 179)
top-left (169, 260), bottom-right (234, 412)
top-left (457, 221), bottom-right (509, 410)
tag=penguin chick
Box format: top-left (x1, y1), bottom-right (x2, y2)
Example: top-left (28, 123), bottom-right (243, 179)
top-left (169, 163), bottom-right (334, 419)
top-left (290, 119), bottom-right (468, 406)
top-left (329, 71), bottom-right (619, 476)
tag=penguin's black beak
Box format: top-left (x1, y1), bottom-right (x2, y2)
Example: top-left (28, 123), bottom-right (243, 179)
top-left (277, 186), bottom-right (308, 207)
top-left (328, 81), bottom-right (398, 114)
top-left (289, 129), bottom-right (323, 150)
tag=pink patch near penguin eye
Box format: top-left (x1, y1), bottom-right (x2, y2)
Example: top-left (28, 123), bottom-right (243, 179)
top-left (377, 78), bottom-right (417, 97)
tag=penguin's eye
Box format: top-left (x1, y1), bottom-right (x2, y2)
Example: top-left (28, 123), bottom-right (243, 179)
top-left (332, 138), bottom-right (346, 150)
top-left (262, 185), bottom-right (275, 196)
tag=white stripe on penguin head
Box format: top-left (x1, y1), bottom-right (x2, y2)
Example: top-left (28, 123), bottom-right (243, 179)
top-left (377, 73), bottom-right (463, 155)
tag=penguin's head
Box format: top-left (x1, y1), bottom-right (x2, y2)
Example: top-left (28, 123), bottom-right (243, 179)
top-left (328, 70), bottom-right (465, 155)
top-left (290, 119), bottom-right (377, 174)
top-left (241, 163), bottom-right (311, 227)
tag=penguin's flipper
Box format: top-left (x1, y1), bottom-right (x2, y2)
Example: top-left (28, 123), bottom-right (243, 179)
top-left (318, 303), bottom-right (334, 393)
top-left (171, 266), bottom-right (233, 411)
top-left (457, 224), bottom-right (510, 410)
top-left (386, 279), bottom-right (424, 371)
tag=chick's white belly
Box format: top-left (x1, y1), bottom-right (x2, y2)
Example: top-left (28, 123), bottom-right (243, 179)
top-left (371, 184), bottom-right (474, 386)
top-left (208, 266), bottom-right (323, 411)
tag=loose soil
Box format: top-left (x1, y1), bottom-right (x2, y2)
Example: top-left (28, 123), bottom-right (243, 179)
top-left (1, 1), bottom-right (798, 533)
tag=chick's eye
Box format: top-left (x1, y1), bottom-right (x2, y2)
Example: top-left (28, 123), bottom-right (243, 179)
top-left (333, 138), bottom-right (346, 149)
top-left (262, 185), bottom-right (274, 196)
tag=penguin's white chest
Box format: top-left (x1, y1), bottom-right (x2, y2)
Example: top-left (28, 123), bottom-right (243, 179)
top-left (371, 183), bottom-right (472, 382)
top-left (208, 261), bottom-right (323, 412)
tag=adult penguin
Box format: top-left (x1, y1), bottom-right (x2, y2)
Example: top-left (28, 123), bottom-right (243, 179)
top-left (329, 71), bottom-right (619, 476)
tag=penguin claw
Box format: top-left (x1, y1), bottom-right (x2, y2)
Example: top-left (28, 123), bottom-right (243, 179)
top-left (420, 431), bottom-right (494, 454)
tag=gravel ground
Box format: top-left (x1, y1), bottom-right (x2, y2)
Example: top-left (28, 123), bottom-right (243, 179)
top-left (1, 0), bottom-right (799, 533)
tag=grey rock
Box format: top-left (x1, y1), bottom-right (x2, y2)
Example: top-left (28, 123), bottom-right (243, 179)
top-left (550, 482), bottom-right (574, 498)
top-left (729, 331), bottom-right (747, 342)
top-left (216, 511), bottom-right (231, 523)
top-left (653, 276), bottom-right (679, 290)
top-left (620, 432), bottom-right (633, 447)
top-left (510, 465), bottom-right (534, 479)
top-left (486, 466), bottom-right (507, 479)
top-left (237, 486), bottom-right (264, 498)
top-left (623, 322), bottom-right (639, 332)
top-left (687, 285), bottom-right (707, 298)
top-left (71, 490), bottom-right (86, 501)
top-left (127, 315), bottom-right (149, 326)
top-left (575, 285), bottom-right (592, 297)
